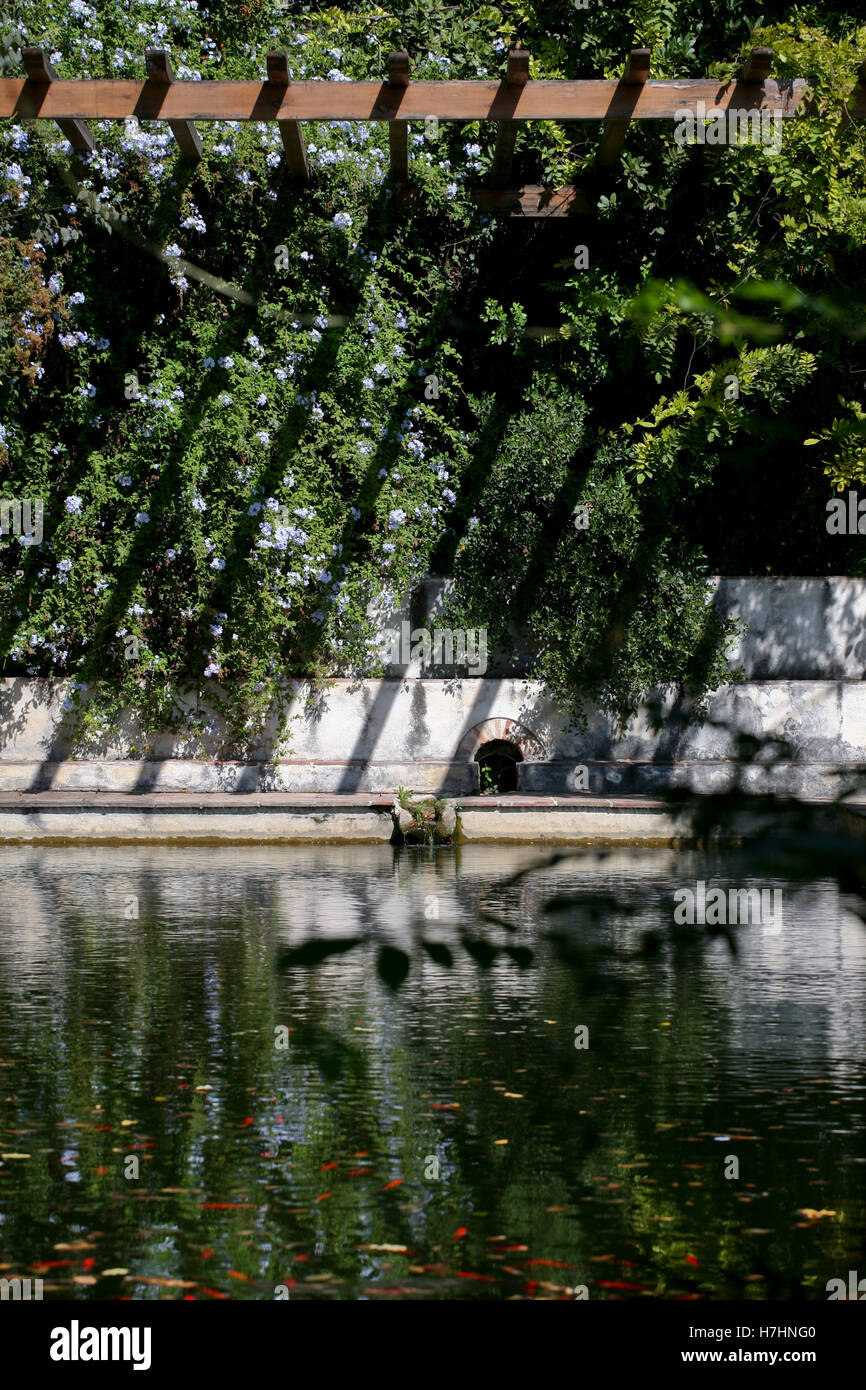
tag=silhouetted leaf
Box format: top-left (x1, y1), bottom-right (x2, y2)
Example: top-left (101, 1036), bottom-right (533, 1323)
top-left (422, 941), bottom-right (454, 967)
top-left (461, 937), bottom-right (498, 968)
top-left (502, 945), bottom-right (534, 968)
top-left (377, 946), bottom-right (410, 989)
top-left (277, 937), bottom-right (364, 969)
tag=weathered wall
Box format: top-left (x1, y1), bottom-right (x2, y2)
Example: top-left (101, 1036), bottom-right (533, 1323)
top-left (381, 576), bottom-right (866, 679)
top-left (1, 578), bottom-right (864, 797)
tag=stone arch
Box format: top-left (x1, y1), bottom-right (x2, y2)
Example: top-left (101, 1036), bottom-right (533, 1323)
top-left (456, 717), bottom-right (547, 763)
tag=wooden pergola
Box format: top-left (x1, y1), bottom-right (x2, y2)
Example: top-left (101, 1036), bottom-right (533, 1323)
top-left (2, 46), bottom-right (864, 217)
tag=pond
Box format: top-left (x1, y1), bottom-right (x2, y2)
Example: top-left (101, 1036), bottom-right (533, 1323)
top-left (0, 842), bottom-right (864, 1301)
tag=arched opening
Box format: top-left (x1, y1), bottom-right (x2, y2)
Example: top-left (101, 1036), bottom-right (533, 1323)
top-left (475, 739), bottom-right (523, 795)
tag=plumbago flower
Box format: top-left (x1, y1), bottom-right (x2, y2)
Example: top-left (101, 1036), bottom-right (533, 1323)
top-left (0, 7), bottom-right (492, 751)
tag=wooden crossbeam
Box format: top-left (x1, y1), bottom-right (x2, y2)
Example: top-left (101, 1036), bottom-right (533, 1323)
top-left (474, 183), bottom-right (592, 217)
top-left (596, 48), bottom-right (651, 169)
top-left (266, 50), bottom-right (309, 181)
top-left (491, 49), bottom-right (530, 188)
top-left (21, 48), bottom-right (94, 152)
top-left (144, 50), bottom-right (202, 164)
top-left (398, 183), bottom-right (591, 217)
top-left (388, 51), bottom-right (410, 184)
top-left (741, 48), bottom-right (774, 85)
top-left (4, 75), bottom-right (844, 123)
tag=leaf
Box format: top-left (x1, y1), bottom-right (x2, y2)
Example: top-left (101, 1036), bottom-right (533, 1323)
top-left (277, 937), bottom-right (364, 968)
top-left (198, 1202), bottom-right (258, 1210)
top-left (461, 936), bottom-right (498, 967)
top-left (502, 945), bottom-right (534, 968)
top-left (358, 1251), bottom-right (414, 1262)
top-left (376, 946), bottom-right (410, 989)
top-left (126, 1275), bottom-right (198, 1288)
top-left (422, 941), bottom-right (454, 967)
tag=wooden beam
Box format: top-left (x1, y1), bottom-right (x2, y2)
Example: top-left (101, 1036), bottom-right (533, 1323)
top-left (388, 51), bottom-right (410, 88)
top-left (4, 75), bottom-right (854, 123)
top-left (144, 50), bottom-right (202, 164)
top-left (265, 50), bottom-right (309, 181)
top-left (741, 48), bottom-right (774, 85)
top-left (473, 183), bottom-right (593, 217)
top-left (398, 183), bottom-right (593, 217)
top-left (388, 51), bottom-right (409, 184)
top-left (491, 48), bottom-right (530, 188)
top-left (505, 49), bottom-right (530, 86)
top-left (596, 48), bottom-right (651, 169)
top-left (21, 48), bottom-right (94, 152)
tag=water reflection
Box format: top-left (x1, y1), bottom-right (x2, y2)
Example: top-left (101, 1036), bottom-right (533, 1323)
top-left (0, 843), bottom-right (863, 1300)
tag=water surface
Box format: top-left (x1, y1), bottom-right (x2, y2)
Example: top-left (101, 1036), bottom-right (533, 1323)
top-left (0, 843), bottom-right (863, 1300)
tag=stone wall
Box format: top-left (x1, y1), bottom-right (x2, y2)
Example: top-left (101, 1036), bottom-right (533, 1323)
top-left (1, 578), bottom-right (864, 798)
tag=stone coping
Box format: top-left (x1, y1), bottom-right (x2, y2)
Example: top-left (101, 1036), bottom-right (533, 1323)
top-left (0, 790), bottom-right (670, 811)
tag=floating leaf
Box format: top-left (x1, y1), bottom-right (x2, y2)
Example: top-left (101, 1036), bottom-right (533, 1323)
top-left (358, 1251), bottom-right (414, 1262)
top-left (126, 1275), bottom-right (197, 1288)
top-left (199, 1202), bottom-right (258, 1210)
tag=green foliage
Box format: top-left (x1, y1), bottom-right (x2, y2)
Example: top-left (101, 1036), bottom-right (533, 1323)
top-left (1, 3), bottom-right (864, 746)
top-left (805, 400), bottom-right (866, 490)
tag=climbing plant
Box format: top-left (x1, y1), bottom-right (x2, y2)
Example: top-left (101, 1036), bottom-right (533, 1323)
top-left (1, 2), bottom-right (864, 750)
